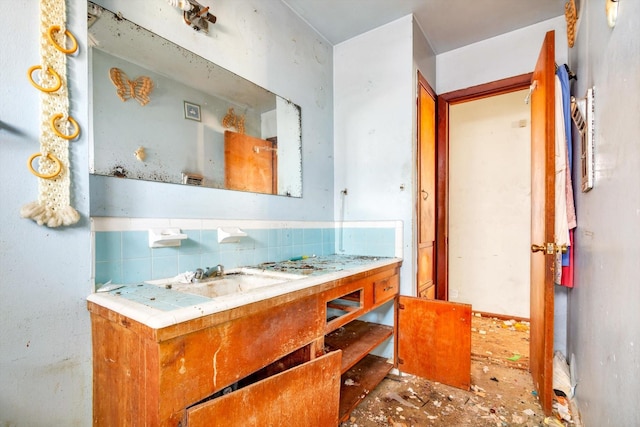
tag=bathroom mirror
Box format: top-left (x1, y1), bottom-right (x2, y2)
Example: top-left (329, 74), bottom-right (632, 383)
top-left (88, 2), bottom-right (302, 197)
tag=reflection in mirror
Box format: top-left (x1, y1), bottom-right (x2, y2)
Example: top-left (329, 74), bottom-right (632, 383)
top-left (88, 2), bottom-right (302, 197)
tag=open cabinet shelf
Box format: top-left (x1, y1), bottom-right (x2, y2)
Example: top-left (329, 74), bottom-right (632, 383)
top-left (325, 319), bottom-right (393, 374)
top-left (338, 353), bottom-right (393, 422)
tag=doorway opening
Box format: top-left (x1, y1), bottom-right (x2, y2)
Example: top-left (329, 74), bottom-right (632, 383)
top-left (435, 73), bottom-right (533, 303)
top-left (448, 89), bottom-right (531, 319)
top-left (436, 74), bottom-right (534, 394)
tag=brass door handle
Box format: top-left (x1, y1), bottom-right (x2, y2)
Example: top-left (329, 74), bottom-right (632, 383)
top-left (531, 244), bottom-right (548, 253)
top-left (531, 243), bottom-right (568, 255)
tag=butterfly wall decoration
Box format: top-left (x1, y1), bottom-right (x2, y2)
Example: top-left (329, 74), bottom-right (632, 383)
top-left (109, 67), bottom-right (154, 106)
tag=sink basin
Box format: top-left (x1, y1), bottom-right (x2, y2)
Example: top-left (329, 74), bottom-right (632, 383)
top-left (146, 268), bottom-right (305, 298)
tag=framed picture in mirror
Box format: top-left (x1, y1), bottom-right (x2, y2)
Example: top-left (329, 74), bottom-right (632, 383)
top-left (184, 101), bottom-right (201, 121)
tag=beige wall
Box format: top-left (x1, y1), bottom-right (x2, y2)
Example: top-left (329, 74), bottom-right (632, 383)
top-left (448, 89), bottom-right (531, 317)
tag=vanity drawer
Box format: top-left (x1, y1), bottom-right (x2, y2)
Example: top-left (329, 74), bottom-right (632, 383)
top-left (185, 351), bottom-right (341, 426)
top-left (373, 274), bottom-right (398, 304)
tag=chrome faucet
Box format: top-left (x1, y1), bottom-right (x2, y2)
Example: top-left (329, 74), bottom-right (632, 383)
top-left (191, 265), bottom-right (224, 282)
top-left (205, 264), bottom-right (224, 278)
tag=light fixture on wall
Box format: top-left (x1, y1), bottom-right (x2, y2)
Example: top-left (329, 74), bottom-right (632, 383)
top-left (168, 0), bottom-right (217, 33)
top-left (606, 0), bottom-right (619, 28)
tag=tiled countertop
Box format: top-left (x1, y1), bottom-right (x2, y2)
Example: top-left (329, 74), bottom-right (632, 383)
top-left (87, 255), bottom-right (401, 329)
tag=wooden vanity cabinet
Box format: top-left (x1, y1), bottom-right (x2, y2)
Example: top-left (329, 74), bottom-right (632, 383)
top-left (89, 294), bottom-right (327, 426)
top-left (88, 261), bottom-right (405, 426)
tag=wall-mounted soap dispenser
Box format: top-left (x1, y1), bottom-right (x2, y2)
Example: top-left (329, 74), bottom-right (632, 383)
top-left (148, 228), bottom-right (188, 248)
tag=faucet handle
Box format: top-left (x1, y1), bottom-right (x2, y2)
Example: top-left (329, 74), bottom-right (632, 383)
top-left (193, 268), bottom-right (205, 282)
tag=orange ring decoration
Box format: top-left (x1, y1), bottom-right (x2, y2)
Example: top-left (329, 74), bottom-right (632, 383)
top-left (47, 25), bottom-right (78, 54)
top-left (27, 65), bottom-right (62, 93)
top-left (27, 152), bottom-right (63, 179)
top-left (50, 113), bottom-right (80, 140)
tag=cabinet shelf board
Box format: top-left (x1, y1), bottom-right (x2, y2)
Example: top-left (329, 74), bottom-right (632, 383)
top-left (325, 320), bottom-right (393, 374)
top-left (326, 302), bottom-right (360, 312)
top-left (338, 353), bottom-right (393, 422)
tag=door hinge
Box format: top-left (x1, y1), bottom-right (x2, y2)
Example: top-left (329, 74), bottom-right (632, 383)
top-left (398, 358), bottom-right (404, 365)
top-left (398, 303), bottom-right (405, 310)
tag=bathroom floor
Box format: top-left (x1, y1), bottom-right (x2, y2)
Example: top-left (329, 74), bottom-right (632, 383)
top-left (340, 314), bottom-right (551, 427)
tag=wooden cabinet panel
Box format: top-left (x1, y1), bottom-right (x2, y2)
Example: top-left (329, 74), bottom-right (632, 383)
top-left (91, 314), bottom-right (150, 426)
top-left (418, 283), bottom-right (435, 299)
top-left (418, 77), bottom-right (436, 244)
top-left (373, 274), bottom-right (398, 304)
top-left (417, 74), bottom-right (437, 299)
top-left (397, 297), bottom-right (471, 390)
top-left (157, 297), bottom-right (322, 424)
top-left (417, 245), bottom-right (434, 299)
top-left (185, 351), bottom-right (341, 427)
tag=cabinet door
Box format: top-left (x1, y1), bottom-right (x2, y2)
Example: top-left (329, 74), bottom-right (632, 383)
top-left (185, 351), bottom-right (341, 427)
top-left (417, 73), bottom-right (436, 299)
top-left (397, 296), bottom-right (471, 390)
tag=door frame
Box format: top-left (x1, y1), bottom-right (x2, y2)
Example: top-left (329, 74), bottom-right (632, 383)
top-left (435, 73), bottom-right (533, 301)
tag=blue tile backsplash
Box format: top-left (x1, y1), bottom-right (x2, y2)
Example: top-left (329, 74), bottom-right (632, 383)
top-left (94, 225), bottom-right (396, 285)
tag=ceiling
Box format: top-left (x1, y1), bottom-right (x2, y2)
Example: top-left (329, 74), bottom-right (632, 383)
top-left (281, 0), bottom-right (566, 53)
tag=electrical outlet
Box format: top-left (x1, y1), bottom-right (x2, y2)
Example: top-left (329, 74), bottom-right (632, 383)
top-left (450, 289), bottom-right (459, 298)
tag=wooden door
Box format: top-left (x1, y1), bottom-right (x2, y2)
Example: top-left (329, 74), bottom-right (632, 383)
top-left (185, 351), bottom-right (341, 426)
top-left (224, 130), bottom-right (277, 194)
top-left (417, 73), bottom-right (437, 299)
top-left (397, 296), bottom-right (471, 390)
top-left (529, 31), bottom-right (556, 415)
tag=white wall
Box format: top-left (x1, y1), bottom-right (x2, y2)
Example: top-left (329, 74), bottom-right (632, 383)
top-left (567, 0), bottom-right (640, 424)
top-left (334, 15), bottom-right (415, 299)
top-left (437, 16), bottom-right (568, 94)
top-left (448, 90), bottom-right (531, 318)
top-left (90, 0), bottom-right (334, 220)
top-left (413, 20), bottom-right (437, 87)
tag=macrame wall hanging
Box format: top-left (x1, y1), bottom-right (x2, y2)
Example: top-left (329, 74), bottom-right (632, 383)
top-left (22, 0), bottom-right (80, 227)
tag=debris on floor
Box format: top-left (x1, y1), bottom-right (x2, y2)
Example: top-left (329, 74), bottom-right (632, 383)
top-left (340, 313), bottom-right (579, 427)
